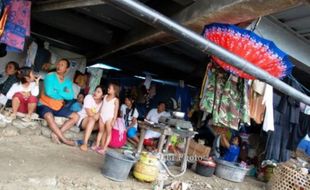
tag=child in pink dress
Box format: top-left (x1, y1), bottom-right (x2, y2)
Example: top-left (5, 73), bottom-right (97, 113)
top-left (94, 83), bottom-right (120, 154)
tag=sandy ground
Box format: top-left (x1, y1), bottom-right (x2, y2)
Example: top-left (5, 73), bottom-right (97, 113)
top-left (0, 135), bottom-right (266, 190)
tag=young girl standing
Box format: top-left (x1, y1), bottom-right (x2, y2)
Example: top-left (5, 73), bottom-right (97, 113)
top-left (95, 83), bottom-right (120, 154)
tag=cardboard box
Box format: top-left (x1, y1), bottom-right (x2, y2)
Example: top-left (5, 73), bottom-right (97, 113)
top-left (188, 139), bottom-right (211, 158)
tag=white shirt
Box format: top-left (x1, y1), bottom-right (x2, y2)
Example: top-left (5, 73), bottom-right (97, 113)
top-left (77, 94), bottom-right (102, 126)
top-left (262, 84), bottom-right (274, 132)
top-left (6, 82), bottom-right (39, 100)
top-left (145, 108), bottom-right (170, 139)
top-left (120, 104), bottom-right (139, 128)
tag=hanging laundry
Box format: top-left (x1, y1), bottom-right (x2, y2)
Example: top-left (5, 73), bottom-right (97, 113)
top-left (287, 112), bottom-right (310, 152)
top-left (87, 67), bottom-right (103, 94)
top-left (217, 75), bottom-right (250, 130)
top-left (199, 66), bottom-right (209, 99)
top-left (265, 78), bottom-right (302, 162)
top-left (249, 80), bottom-right (266, 124)
top-left (34, 47), bottom-right (51, 72)
top-left (262, 84), bottom-right (274, 132)
top-left (200, 63), bottom-right (250, 130)
top-left (25, 41), bottom-right (38, 67)
top-left (200, 63), bottom-right (228, 114)
top-left (176, 85), bottom-right (191, 116)
top-left (144, 74), bottom-right (152, 90)
top-left (0, 0), bottom-right (31, 52)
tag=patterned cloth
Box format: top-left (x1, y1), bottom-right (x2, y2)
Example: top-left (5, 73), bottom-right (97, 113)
top-left (0, 0), bottom-right (31, 52)
top-left (87, 68), bottom-right (103, 94)
top-left (0, 75), bottom-right (18, 95)
top-left (200, 63), bottom-right (250, 130)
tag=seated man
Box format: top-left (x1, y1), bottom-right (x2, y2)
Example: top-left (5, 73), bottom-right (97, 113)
top-left (144, 102), bottom-right (171, 146)
top-left (37, 59), bottom-right (79, 146)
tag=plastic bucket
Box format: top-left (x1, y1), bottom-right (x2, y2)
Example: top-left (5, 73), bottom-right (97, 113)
top-left (102, 150), bottom-right (137, 182)
top-left (215, 159), bottom-right (249, 183)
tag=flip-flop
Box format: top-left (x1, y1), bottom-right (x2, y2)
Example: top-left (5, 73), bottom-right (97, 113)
top-left (91, 145), bottom-right (99, 151)
top-left (96, 147), bottom-right (106, 155)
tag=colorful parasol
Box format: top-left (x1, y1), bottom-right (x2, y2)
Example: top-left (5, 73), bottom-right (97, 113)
top-left (203, 23), bottom-right (293, 79)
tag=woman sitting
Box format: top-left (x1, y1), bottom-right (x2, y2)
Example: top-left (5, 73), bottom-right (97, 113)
top-left (0, 61), bottom-right (20, 94)
top-left (78, 85), bottom-right (104, 151)
top-left (120, 95), bottom-right (139, 144)
top-left (6, 67), bottom-right (40, 121)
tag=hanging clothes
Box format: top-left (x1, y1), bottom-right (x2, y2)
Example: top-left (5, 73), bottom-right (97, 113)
top-left (175, 86), bottom-right (191, 115)
top-left (87, 68), bottom-right (103, 94)
top-left (200, 64), bottom-right (228, 115)
top-left (25, 41), bottom-right (38, 67)
top-left (0, 0), bottom-right (31, 52)
top-left (217, 75), bottom-right (250, 130)
top-left (265, 78), bottom-right (302, 162)
top-left (144, 74), bottom-right (152, 90)
top-left (249, 80), bottom-right (266, 124)
top-left (199, 66), bottom-right (209, 99)
top-left (262, 84), bottom-right (274, 132)
top-left (200, 63), bottom-right (250, 130)
top-left (34, 47), bottom-right (51, 72)
top-left (287, 112), bottom-right (310, 151)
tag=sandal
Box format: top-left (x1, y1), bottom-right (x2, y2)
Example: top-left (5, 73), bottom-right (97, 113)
top-left (96, 147), bottom-right (106, 155)
top-left (91, 145), bottom-right (99, 151)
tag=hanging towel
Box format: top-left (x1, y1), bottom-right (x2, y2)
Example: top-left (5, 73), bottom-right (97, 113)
top-left (0, 0), bottom-right (31, 52)
top-left (25, 41), bottom-right (38, 67)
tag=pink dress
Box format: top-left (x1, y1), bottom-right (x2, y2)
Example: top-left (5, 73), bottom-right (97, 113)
top-left (100, 95), bottom-right (116, 123)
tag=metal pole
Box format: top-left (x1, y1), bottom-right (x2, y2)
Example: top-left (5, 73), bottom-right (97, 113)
top-left (104, 0), bottom-right (310, 105)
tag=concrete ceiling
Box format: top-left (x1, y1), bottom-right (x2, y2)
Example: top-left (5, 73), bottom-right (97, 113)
top-left (31, 0), bottom-right (309, 86)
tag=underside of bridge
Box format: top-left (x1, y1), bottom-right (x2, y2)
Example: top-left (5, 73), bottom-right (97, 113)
top-left (31, 0), bottom-right (310, 88)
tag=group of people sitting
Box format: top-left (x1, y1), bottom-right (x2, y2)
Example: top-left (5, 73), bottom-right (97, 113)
top-left (0, 59), bottom-right (171, 154)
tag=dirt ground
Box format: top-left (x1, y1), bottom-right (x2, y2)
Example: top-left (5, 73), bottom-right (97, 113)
top-left (0, 135), bottom-right (266, 190)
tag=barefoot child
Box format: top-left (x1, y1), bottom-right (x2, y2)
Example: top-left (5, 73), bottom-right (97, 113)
top-left (94, 83), bottom-right (120, 154)
top-left (78, 85), bottom-right (104, 151)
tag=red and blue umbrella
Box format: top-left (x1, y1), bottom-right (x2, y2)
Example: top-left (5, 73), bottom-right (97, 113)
top-left (203, 23), bottom-right (293, 79)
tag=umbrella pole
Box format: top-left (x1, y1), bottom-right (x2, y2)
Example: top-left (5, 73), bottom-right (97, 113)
top-left (104, 0), bottom-right (310, 105)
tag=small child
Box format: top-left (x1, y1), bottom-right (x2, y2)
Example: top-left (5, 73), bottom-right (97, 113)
top-left (94, 83), bottom-right (120, 154)
top-left (6, 67), bottom-right (40, 121)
